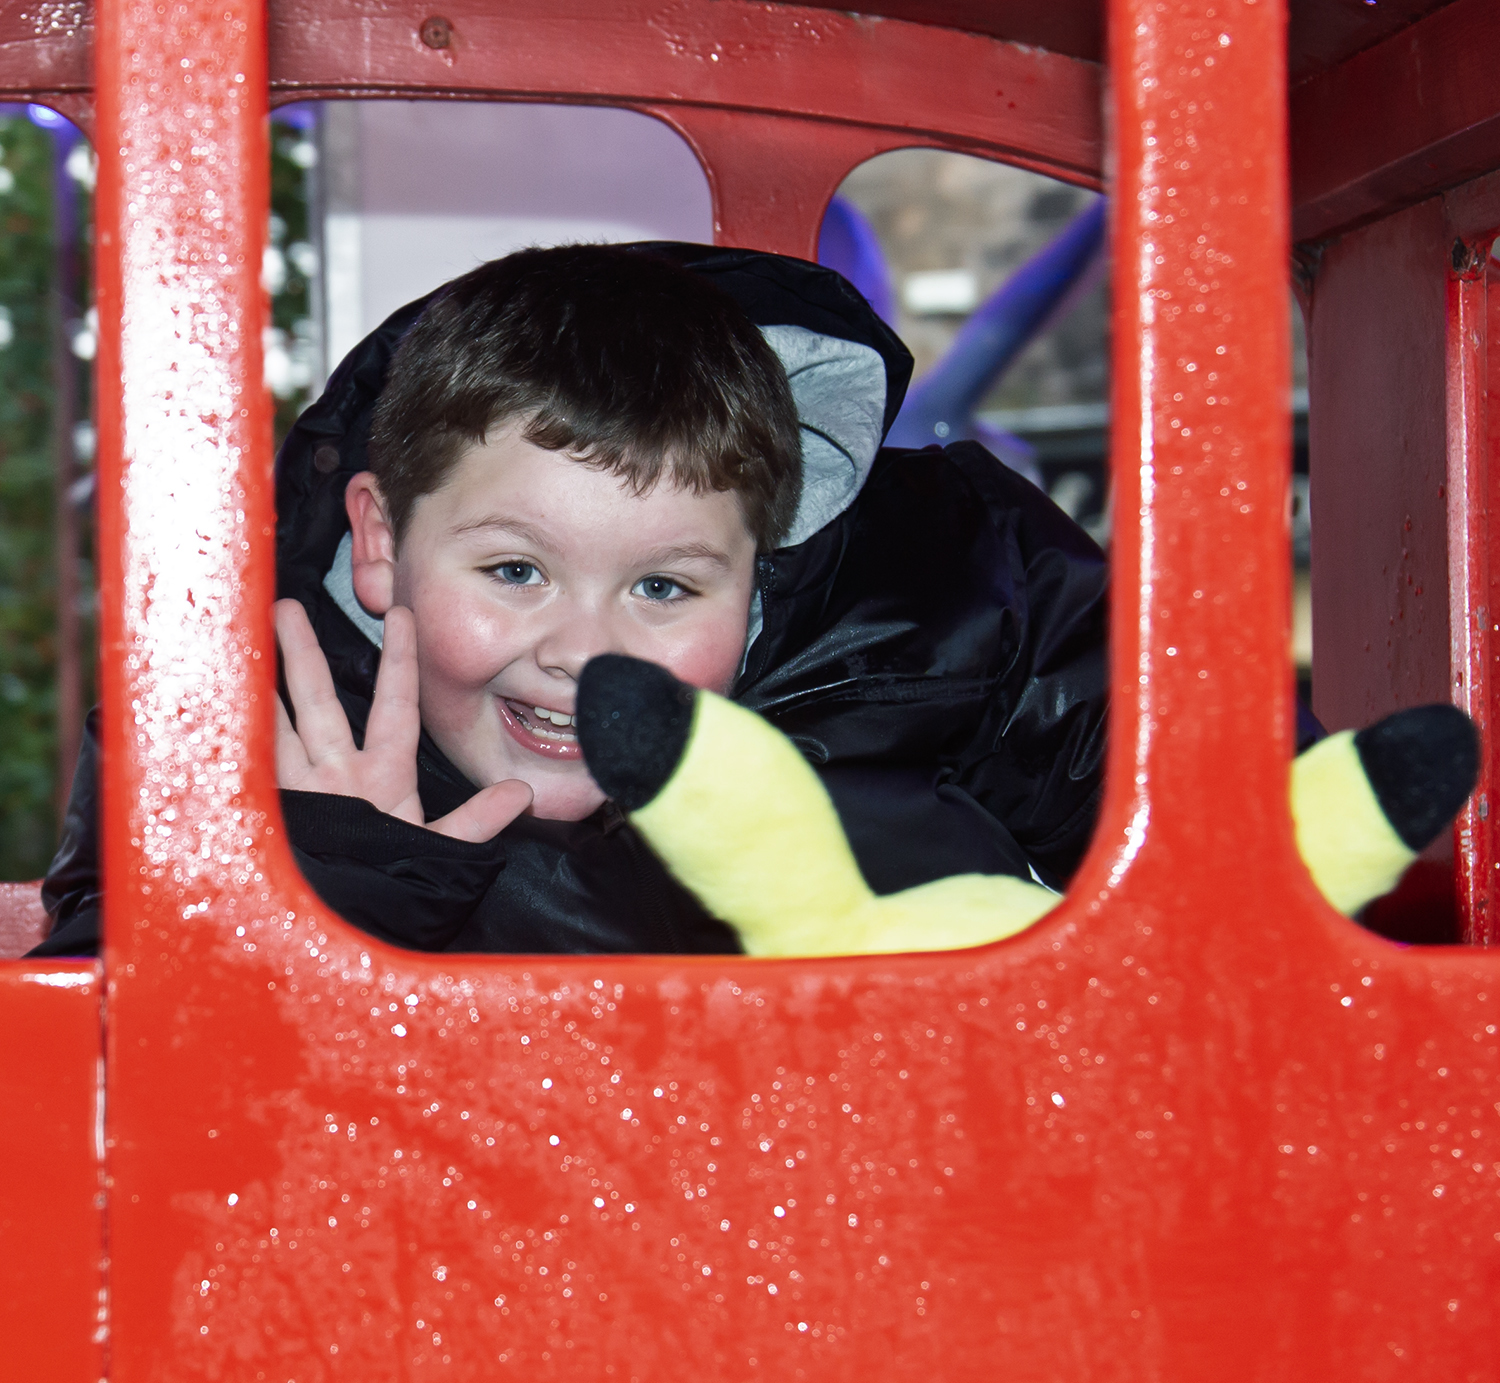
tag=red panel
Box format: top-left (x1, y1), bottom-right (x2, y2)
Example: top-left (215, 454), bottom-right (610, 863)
top-left (1308, 198), bottom-right (1455, 734)
top-left (1291, 0), bottom-right (1500, 243)
top-left (0, 0), bottom-right (1105, 199)
top-left (0, 962), bottom-right (104, 1380)
top-left (787, 0), bottom-right (1463, 82)
top-left (266, 0), bottom-right (1104, 261)
top-left (1286, 0), bottom-right (1456, 83)
top-left (0, 0), bottom-right (1104, 272)
top-left (91, 0), bottom-right (1500, 1379)
top-left (0, 0), bottom-right (1475, 107)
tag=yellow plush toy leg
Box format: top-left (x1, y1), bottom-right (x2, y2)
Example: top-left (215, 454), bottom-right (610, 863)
top-left (1291, 730), bottom-right (1417, 915)
top-left (631, 693), bottom-right (1058, 956)
top-left (632, 695), bottom-right (1426, 958)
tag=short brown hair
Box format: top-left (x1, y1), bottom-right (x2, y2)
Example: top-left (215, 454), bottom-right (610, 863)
top-left (366, 245), bottom-right (802, 549)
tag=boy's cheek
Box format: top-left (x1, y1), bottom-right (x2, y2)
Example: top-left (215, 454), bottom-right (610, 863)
top-left (408, 594), bottom-right (514, 677)
top-left (649, 616), bottom-right (751, 696)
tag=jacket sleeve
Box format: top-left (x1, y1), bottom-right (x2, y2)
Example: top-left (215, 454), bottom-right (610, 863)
top-left (30, 707), bottom-right (104, 957)
top-left (28, 716), bottom-right (509, 956)
top-left (280, 791), bottom-right (508, 951)
top-left (943, 442), bottom-right (1110, 885)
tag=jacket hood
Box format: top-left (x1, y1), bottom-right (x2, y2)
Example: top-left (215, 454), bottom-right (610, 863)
top-left (276, 242), bottom-right (913, 661)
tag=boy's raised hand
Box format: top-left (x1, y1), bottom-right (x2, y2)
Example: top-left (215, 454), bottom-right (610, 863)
top-left (273, 599), bottom-right (533, 842)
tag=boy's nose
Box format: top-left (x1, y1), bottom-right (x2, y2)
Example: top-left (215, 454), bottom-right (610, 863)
top-left (533, 599), bottom-right (621, 681)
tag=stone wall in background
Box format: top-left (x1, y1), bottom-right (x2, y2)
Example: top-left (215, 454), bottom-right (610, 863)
top-left (834, 147), bottom-right (1307, 407)
top-left (835, 149), bottom-right (1109, 410)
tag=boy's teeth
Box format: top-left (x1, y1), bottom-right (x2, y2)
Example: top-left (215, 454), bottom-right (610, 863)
top-left (510, 700), bottom-right (576, 735)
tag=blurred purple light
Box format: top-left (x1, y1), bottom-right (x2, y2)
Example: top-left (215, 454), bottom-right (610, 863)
top-left (817, 196), bottom-right (896, 326)
top-left (271, 102), bottom-right (318, 132)
top-left (27, 104), bottom-right (70, 129)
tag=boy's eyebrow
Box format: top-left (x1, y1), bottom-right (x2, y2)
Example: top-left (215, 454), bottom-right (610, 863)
top-left (637, 541), bottom-right (736, 571)
top-left (448, 515), bottom-right (556, 548)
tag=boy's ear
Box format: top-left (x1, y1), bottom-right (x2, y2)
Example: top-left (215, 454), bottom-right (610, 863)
top-left (345, 472), bottom-right (397, 616)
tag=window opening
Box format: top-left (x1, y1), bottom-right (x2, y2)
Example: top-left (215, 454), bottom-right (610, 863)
top-left (825, 149), bottom-right (1110, 545)
top-left (827, 148), bottom-right (1437, 949)
top-left (267, 105), bottom-right (322, 444)
top-left (256, 124), bottom-right (1116, 961)
top-left (309, 101), bottom-right (713, 377)
top-left (0, 106), bottom-right (95, 887)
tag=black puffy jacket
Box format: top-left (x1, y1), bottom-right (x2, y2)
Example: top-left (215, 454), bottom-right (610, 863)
top-left (34, 244), bottom-right (1111, 957)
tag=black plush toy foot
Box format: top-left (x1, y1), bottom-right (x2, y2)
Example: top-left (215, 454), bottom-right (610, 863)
top-left (1354, 704), bottom-right (1480, 853)
top-left (576, 654), bottom-right (696, 810)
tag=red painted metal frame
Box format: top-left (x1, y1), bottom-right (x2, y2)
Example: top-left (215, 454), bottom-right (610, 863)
top-left (82, 0), bottom-right (1500, 1380)
top-left (0, 0), bottom-right (1494, 1375)
top-left (0, 0), bottom-right (1108, 237)
top-left (265, 0), bottom-right (1102, 182)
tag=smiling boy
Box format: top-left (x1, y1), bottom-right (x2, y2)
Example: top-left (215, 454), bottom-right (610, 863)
top-left (305, 432), bottom-right (759, 823)
top-left (36, 242), bottom-right (1112, 957)
top-left (273, 245), bottom-right (795, 856)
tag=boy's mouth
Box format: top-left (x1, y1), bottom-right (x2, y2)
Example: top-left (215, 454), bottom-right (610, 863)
top-left (498, 698), bottom-right (582, 760)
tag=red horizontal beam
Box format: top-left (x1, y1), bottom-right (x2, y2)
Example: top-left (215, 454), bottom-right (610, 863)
top-left (1291, 0), bottom-right (1500, 243)
top-left (264, 0), bottom-right (1102, 186)
top-left (0, 0), bottom-right (1103, 185)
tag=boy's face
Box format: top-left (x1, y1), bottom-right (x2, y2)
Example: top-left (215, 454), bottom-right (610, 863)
top-left (346, 426), bottom-right (758, 821)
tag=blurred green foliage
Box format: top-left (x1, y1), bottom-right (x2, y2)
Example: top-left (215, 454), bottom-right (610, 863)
top-left (269, 116), bottom-right (318, 442)
top-left (0, 115), bottom-right (90, 880)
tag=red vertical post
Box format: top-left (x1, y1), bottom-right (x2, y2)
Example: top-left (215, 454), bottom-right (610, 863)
top-left (94, 0), bottom-right (279, 1371)
top-left (1487, 258), bottom-right (1500, 939)
top-left (1447, 239), bottom-right (1493, 943)
top-left (1448, 235), bottom-right (1500, 945)
top-left (1097, 0), bottom-right (1299, 905)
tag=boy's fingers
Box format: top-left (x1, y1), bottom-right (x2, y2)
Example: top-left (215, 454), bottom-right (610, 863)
top-left (365, 605), bottom-right (422, 765)
top-left (275, 598), bottom-right (356, 762)
top-left (273, 692), bottom-right (312, 784)
top-left (430, 779), bottom-right (534, 843)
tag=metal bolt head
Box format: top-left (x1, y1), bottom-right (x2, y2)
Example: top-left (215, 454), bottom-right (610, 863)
top-left (1451, 238), bottom-right (1483, 277)
top-left (420, 15), bottom-right (452, 49)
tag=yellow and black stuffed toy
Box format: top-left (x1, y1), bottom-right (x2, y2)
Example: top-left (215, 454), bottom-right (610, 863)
top-left (576, 655), bottom-right (1480, 957)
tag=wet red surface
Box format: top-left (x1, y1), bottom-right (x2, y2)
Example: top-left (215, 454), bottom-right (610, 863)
top-left (0, 962), bottom-right (103, 1375)
top-left (0, 0), bottom-right (1497, 1376)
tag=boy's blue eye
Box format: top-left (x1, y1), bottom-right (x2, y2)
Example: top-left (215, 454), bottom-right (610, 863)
top-left (493, 562), bottom-right (541, 586)
top-left (634, 575), bottom-right (686, 602)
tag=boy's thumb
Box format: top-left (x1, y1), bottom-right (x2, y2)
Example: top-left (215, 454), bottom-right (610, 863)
top-left (432, 779), bottom-right (534, 842)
